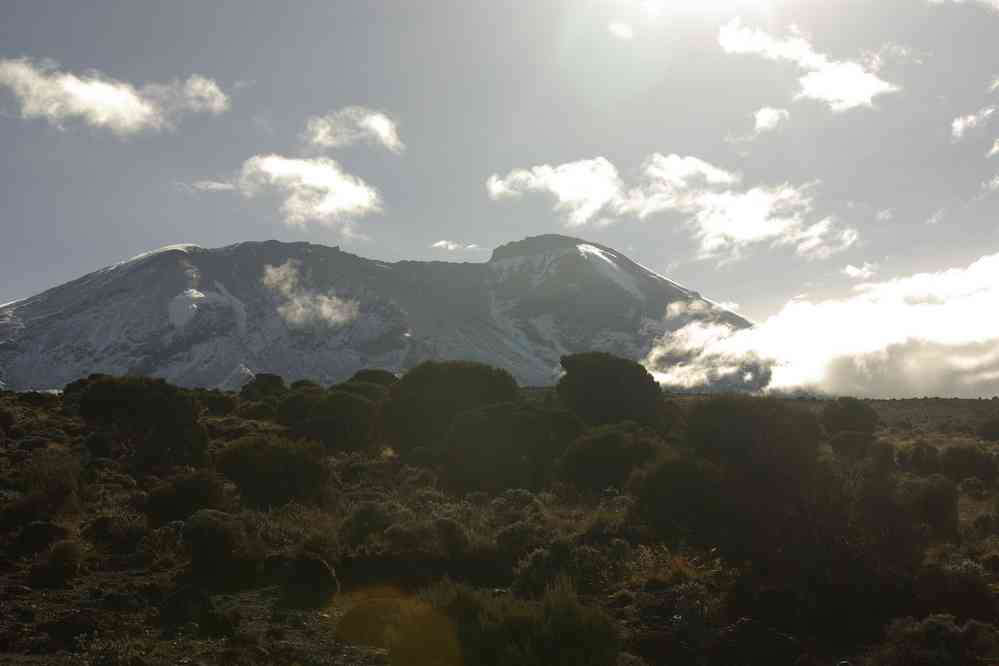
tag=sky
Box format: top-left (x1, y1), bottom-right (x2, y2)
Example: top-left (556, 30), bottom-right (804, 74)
top-left (1, 1), bottom-right (998, 395)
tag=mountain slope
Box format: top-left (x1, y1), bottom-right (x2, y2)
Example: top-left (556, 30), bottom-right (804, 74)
top-left (0, 235), bottom-right (750, 389)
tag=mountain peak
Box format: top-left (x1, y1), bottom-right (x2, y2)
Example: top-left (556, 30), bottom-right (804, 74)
top-left (489, 234), bottom-right (592, 262)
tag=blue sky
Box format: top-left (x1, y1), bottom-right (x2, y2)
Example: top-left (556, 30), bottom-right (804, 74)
top-left (1, 0), bottom-right (997, 332)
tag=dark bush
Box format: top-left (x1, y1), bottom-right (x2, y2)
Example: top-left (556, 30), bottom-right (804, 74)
top-left (899, 442), bottom-right (940, 475)
top-left (630, 449), bottom-right (726, 544)
top-left (556, 352), bottom-right (661, 427)
top-left (513, 540), bottom-right (621, 597)
top-left (335, 380), bottom-right (391, 404)
top-left (897, 474), bottom-right (959, 539)
top-left (339, 501), bottom-right (409, 551)
top-left (238, 373), bottom-right (286, 402)
top-left (560, 423), bottom-right (662, 494)
top-left (235, 400), bottom-right (277, 422)
top-left (216, 435), bottom-right (329, 508)
top-left (1, 449), bottom-right (81, 530)
top-left (290, 379), bottom-right (322, 390)
top-left (821, 397), bottom-right (879, 435)
top-left (29, 539), bottom-right (84, 588)
top-left (440, 403), bottom-right (583, 491)
top-left (146, 470), bottom-right (230, 524)
top-left (863, 614), bottom-right (999, 666)
top-left (389, 578), bottom-right (619, 666)
top-left (182, 509), bottom-right (263, 582)
top-left (828, 430), bottom-right (874, 459)
top-left (383, 361), bottom-right (518, 454)
top-left (82, 512), bottom-right (147, 554)
top-left (78, 376), bottom-right (207, 470)
top-left (939, 445), bottom-right (997, 483)
top-left (0, 404), bottom-right (14, 433)
top-left (186, 389), bottom-right (238, 416)
top-left (915, 560), bottom-right (997, 622)
top-left (980, 417), bottom-right (999, 442)
top-left (350, 368), bottom-right (398, 386)
top-left (289, 391), bottom-right (377, 452)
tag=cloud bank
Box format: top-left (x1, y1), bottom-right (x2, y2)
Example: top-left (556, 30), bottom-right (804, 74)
top-left (952, 106), bottom-right (995, 140)
top-left (718, 19), bottom-right (900, 112)
top-left (239, 155), bottom-right (381, 228)
top-left (646, 251), bottom-right (999, 397)
top-left (305, 106), bottom-right (404, 153)
top-left (0, 58), bottom-right (228, 134)
top-left (262, 260), bottom-right (359, 328)
top-left (432, 240), bottom-right (482, 251)
top-left (488, 154), bottom-right (857, 261)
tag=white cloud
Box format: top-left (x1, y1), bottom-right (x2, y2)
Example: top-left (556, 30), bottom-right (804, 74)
top-left (984, 173), bottom-right (999, 192)
top-left (262, 260), bottom-right (359, 328)
top-left (187, 180), bottom-right (236, 192)
top-left (0, 57), bottom-right (228, 135)
top-left (488, 153), bottom-right (857, 261)
top-left (646, 251), bottom-right (999, 397)
top-left (238, 154), bottom-right (381, 228)
top-left (432, 240), bottom-right (482, 251)
top-left (842, 262), bottom-right (878, 279)
top-left (305, 106), bottom-right (404, 153)
top-left (951, 106), bottom-right (995, 140)
top-left (608, 22), bottom-right (635, 39)
top-left (927, 0), bottom-right (999, 13)
top-left (718, 19), bottom-right (900, 112)
top-left (753, 107), bottom-right (790, 133)
top-left (926, 208), bottom-right (946, 225)
top-left (875, 208), bottom-right (895, 221)
top-left (989, 140), bottom-right (999, 157)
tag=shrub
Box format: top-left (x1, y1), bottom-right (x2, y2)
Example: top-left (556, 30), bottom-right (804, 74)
top-left (30, 539), bottom-right (84, 588)
top-left (389, 578), bottom-right (619, 666)
top-left (899, 442), bottom-right (940, 475)
top-left (556, 352), bottom-right (661, 427)
top-left (383, 361), bottom-right (518, 454)
top-left (915, 559), bottom-right (997, 621)
top-left (939, 445), bottom-right (997, 483)
top-left (335, 380), bottom-right (390, 404)
top-left (83, 512), bottom-right (147, 554)
top-left (186, 389), bottom-right (237, 416)
top-left (238, 373), bottom-right (286, 402)
top-left (78, 376), bottom-right (207, 470)
top-left (146, 470), bottom-right (230, 524)
top-left (235, 400), bottom-right (277, 422)
top-left (828, 430), bottom-right (874, 459)
top-left (339, 501), bottom-right (410, 551)
top-left (513, 541), bottom-right (621, 597)
top-left (863, 615), bottom-right (999, 666)
top-left (821, 397), bottom-right (879, 435)
top-left (440, 403), bottom-right (584, 492)
top-left (182, 509), bottom-right (263, 583)
top-left (216, 435), bottom-right (329, 508)
top-left (275, 386), bottom-right (327, 426)
top-left (1, 449), bottom-right (81, 529)
top-left (288, 391), bottom-right (377, 452)
top-left (897, 474), bottom-right (959, 539)
top-left (0, 404), bottom-right (14, 433)
top-left (560, 423), bottom-right (662, 494)
top-left (351, 368), bottom-right (398, 386)
top-left (979, 417), bottom-right (999, 442)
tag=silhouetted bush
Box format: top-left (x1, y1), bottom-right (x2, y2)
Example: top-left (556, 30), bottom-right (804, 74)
top-left (821, 397), bottom-right (879, 435)
top-left (78, 376), bottom-right (207, 470)
top-left (235, 400), bottom-right (277, 421)
top-left (560, 422), bottom-right (662, 494)
top-left (146, 470), bottom-right (230, 524)
top-left (0, 404), bottom-right (14, 433)
top-left (186, 389), bottom-right (238, 416)
top-left (556, 352), bottom-right (661, 427)
top-left (899, 441), bottom-right (940, 475)
top-left (440, 403), bottom-right (583, 491)
top-left (863, 614), bottom-right (999, 666)
top-left (289, 391), bottom-right (377, 452)
top-left (30, 539), bottom-right (84, 588)
top-left (630, 449), bottom-right (726, 544)
top-left (389, 578), bottom-right (619, 666)
top-left (335, 380), bottom-right (390, 404)
top-left (1, 449), bottom-right (81, 530)
top-left (383, 361), bottom-right (518, 454)
top-left (939, 445), bottom-right (997, 483)
top-left (915, 560), bottom-right (997, 622)
top-left (513, 540), bottom-right (621, 596)
top-left (216, 435), bottom-right (329, 508)
top-left (339, 501), bottom-right (411, 551)
top-left (275, 385), bottom-right (326, 426)
top-left (828, 430), bottom-right (874, 459)
top-left (350, 368), bottom-right (398, 386)
top-left (897, 474), bottom-right (959, 539)
top-left (182, 509), bottom-right (263, 583)
top-left (238, 373), bottom-right (286, 402)
top-left (979, 417), bottom-right (999, 442)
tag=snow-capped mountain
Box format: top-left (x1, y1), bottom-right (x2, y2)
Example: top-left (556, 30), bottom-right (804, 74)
top-left (0, 235), bottom-right (750, 390)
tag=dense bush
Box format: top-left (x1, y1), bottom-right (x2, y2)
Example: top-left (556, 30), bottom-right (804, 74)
top-left (350, 368), bottom-right (398, 386)
top-left (146, 470), bottom-right (230, 524)
top-left (382, 361), bottom-right (518, 454)
top-left (78, 376), bottom-right (207, 470)
top-left (0, 404), bottom-right (14, 433)
top-left (30, 539), bottom-right (84, 588)
top-left (897, 474), bottom-right (959, 539)
top-left (513, 540), bottom-right (622, 597)
top-left (938, 445), bottom-right (997, 483)
top-left (556, 353), bottom-right (661, 427)
top-left (899, 442), bottom-right (941, 475)
top-left (186, 389), bottom-right (238, 416)
top-left (440, 403), bottom-right (583, 491)
top-left (560, 422), bottom-right (662, 494)
top-left (389, 578), bottom-right (619, 666)
top-left (821, 397), bottom-right (879, 435)
top-left (335, 380), bottom-right (390, 404)
top-left (863, 614), bottom-right (999, 666)
top-left (216, 435), bottom-right (329, 508)
top-left (238, 372), bottom-right (286, 402)
top-left (288, 391), bottom-right (377, 452)
top-left (235, 400), bottom-right (277, 421)
top-left (828, 430), bottom-right (874, 459)
top-left (1, 449), bottom-right (81, 529)
top-left (979, 417), bottom-right (999, 442)
top-left (182, 509), bottom-right (263, 582)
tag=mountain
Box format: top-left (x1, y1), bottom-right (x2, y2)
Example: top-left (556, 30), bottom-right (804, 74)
top-left (0, 235), bottom-right (750, 390)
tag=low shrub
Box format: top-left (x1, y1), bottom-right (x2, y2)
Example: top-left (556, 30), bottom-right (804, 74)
top-left (216, 435), bottom-right (329, 508)
top-left (899, 442), bottom-right (940, 475)
top-left (863, 614), bottom-right (999, 666)
top-left (897, 474), bottom-right (959, 539)
top-left (288, 390), bottom-right (377, 452)
top-left (556, 352), bottom-right (662, 428)
top-left (350, 368), bottom-right (398, 386)
top-left (235, 400), bottom-right (277, 422)
top-left (182, 509), bottom-right (264, 583)
top-left (146, 470), bottom-right (230, 524)
top-left (978, 417), bottom-right (999, 442)
top-left (821, 397), bottom-right (879, 435)
top-left (238, 373), bottom-right (286, 402)
top-left (828, 430), bottom-right (874, 459)
top-left (335, 380), bottom-right (391, 404)
top-left (939, 445), bottom-right (997, 483)
top-left (560, 423), bottom-right (661, 494)
top-left (513, 540), bottom-right (621, 597)
top-left (30, 539), bottom-right (84, 588)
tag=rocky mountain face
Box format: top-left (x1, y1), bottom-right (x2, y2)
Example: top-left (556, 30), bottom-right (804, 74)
top-left (0, 235), bottom-right (750, 390)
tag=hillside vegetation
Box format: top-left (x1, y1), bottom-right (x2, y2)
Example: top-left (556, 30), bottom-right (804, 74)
top-left (0, 352), bottom-right (998, 664)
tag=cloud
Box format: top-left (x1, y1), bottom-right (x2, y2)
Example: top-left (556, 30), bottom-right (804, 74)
top-left (753, 107), bottom-right (790, 133)
top-left (927, 0), bottom-right (999, 12)
top-left (238, 154), bottom-right (381, 228)
top-left (842, 262), bottom-right (878, 280)
top-left (990, 140), bottom-right (999, 158)
top-left (926, 208), bottom-right (946, 225)
top-left (646, 251), bottom-right (999, 397)
top-left (951, 106), bottom-right (995, 140)
top-left (305, 106), bottom-right (404, 153)
top-left (608, 22), bottom-right (635, 39)
top-left (488, 153), bottom-right (857, 261)
top-left (718, 19), bottom-right (900, 112)
top-left (181, 180), bottom-right (236, 193)
top-left (262, 260), bottom-right (359, 328)
top-left (984, 173), bottom-right (999, 192)
top-left (0, 57), bottom-right (228, 134)
top-left (431, 240), bottom-right (482, 251)
top-left (875, 208), bottom-right (895, 221)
